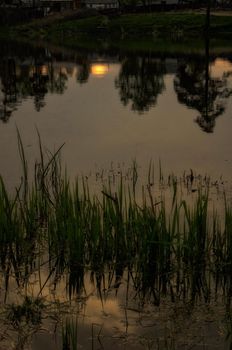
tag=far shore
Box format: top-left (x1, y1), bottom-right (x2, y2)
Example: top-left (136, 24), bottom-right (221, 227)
top-left (2, 9), bottom-right (232, 44)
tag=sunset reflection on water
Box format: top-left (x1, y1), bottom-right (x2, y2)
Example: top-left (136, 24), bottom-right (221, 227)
top-left (91, 63), bottom-right (109, 77)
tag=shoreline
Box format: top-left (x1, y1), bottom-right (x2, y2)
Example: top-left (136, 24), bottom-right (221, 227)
top-left (3, 11), bottom-right (232, 44)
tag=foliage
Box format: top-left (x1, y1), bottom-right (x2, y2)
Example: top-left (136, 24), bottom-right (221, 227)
top-left (0, 132), bottom-right (232, 348)
top-left (7, 296), bottom-right (45, 328)
top-left (115, 56), bottom-right (165, 112)
top-left (8, 12), bottom-right (232, 41)
top-left (174, 55), bottom-right (232, 132)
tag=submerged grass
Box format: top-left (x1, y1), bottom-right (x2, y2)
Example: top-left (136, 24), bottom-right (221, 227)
top-left (0, 131), bottom-right (232, 309)
top-left (62, 317), bottom-right (78, 350)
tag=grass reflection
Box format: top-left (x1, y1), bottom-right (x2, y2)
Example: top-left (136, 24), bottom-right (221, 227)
top-left (0, 133), bottom-right (232, 348)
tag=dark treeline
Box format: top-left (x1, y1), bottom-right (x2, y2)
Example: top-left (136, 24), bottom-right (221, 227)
top-left (1, 0), bottom-right (232, 26)
top-left (0, 7), bottom-right (44, 25)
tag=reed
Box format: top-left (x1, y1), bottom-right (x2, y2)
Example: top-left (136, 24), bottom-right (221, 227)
top-left (0, 131), bottom-right (231, 309)
top-left (62, 317), bottom-right (78, 350)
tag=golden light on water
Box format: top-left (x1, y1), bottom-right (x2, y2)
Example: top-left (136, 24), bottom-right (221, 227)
top-left (29, 65), bottom-right (49, 77)
top-left (91, 63), bottom-right (109, 77)
top-left (72, 66), bottom-right (78, 78)
top-left (211, 58), bottom-right (232, 78)
top-left (41, 65), bottom-right (48, 76)
top-left (60, 66), bottom-right (68, 76)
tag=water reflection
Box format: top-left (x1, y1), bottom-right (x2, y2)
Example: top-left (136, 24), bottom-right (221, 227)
top-left (1, 178), bottom-right (232, 349)
top-left (0, 50), bottom-right (113, 118)
top-left (0, 58), bottom-right (17, 122)
top-left (0, 54), bottom-right (69, 116)
top-left (174, 39), bottom-right (232, 133)
top-left (76, 59), bottom-right (90, 84)
top-left (0, 41), bottom-right (232, 134)
top-left (76, 60), bottom-right (109, 82)
top-left (91, 63), bottom-right (109, 77)
top-left (115, 56), bottom-right (166, 113)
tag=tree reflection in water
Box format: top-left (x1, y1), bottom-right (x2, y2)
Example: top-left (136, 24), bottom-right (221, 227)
top-left (115, 56), bottom-right (166, 113)
top-left (0, 58), bottom-right (18, 122)
top-left (174, 38), bottom-right (232, 133)
top-left (0, 54), bottom-right (68, 118)
top-left (0, 49), bottom-right (94, 122)
top-left (76, 61), bottom-right (90, 84)
top-left (1, 43), bottom-right (232, 131)
top-left (30, 60), bottom-right (49, 112)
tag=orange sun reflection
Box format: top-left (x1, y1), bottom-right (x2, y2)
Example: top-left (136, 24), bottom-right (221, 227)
top-left (91, 63), bottom-right (109, 77)
top-left (211, 58), bottom-right (232, 78)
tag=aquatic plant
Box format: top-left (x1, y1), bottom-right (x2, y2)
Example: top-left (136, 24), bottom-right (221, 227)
top-left (0, 131), bottom-right (231, 309)
top-left (62, 317), bottom-right (78, 350)
top-left (0, 131), bottom-right (232, 349)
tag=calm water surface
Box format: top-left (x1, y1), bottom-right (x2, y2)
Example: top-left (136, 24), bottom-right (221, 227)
top-left (0, 40), bottom-right (232, 350)
top-left (0, 40), bottom-right (232, 188)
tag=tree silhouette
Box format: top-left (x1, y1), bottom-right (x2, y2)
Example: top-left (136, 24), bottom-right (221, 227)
top-left (29, 61), bottom-right (68, 110)
top-left (44, 60), bottom-right (67, 95)
top-left (29, 61), bottom-right (49, 112)
top-left (0, 58), bottom-right (18, 122)
top-left (76, 62), bottom-right (90, 85)
top-left (115, 56), bottom-right (166, 113)
top-left (174, 54), bottom-right (232, 133)
top-left (174, 14), bottom-right (232, 134)
top-left (0, 53), bottom-right (70, 120)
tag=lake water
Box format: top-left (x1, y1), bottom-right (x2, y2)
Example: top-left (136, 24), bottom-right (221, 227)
top-left (1, 39), bottom-right (232, 350)
top-left (0, 40), bottom-right (232, 189)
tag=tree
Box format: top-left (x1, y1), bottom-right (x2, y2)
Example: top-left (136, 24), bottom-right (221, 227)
top-left (115, 56), bottom-right (166, 113)
top-left (174, 48), bottom-right (232, 133)
top-left (76, 62), bottom-right (90, 85)
top-left (0, 58), bottom-right (18, 122)
top-left (0, 54), bottom-right (69, 121)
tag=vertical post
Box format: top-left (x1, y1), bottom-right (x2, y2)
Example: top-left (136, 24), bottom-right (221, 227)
top-left (204, 32), bottom-right (209, 120)
top-left (204, 0), bottom-right (210, 120)
top-left (206, 0), bottom-right (211, 34)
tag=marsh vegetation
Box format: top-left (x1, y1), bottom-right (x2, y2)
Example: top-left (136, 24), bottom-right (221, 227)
top-left (0, 32), bottom-right (232, 349)
top-left (0, 131), bottom-right (232, 349)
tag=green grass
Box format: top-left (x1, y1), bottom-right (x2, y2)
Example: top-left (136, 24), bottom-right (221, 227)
top-left (8, 12), bottom-right (232, 42)
top-left (0, 131), bottom-right (231, 306)
top-left (0, 131), bottom-right (232, 348)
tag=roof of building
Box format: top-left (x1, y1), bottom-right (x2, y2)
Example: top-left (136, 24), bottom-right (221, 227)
top-left (83, 0), bottom-right (119, 3)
